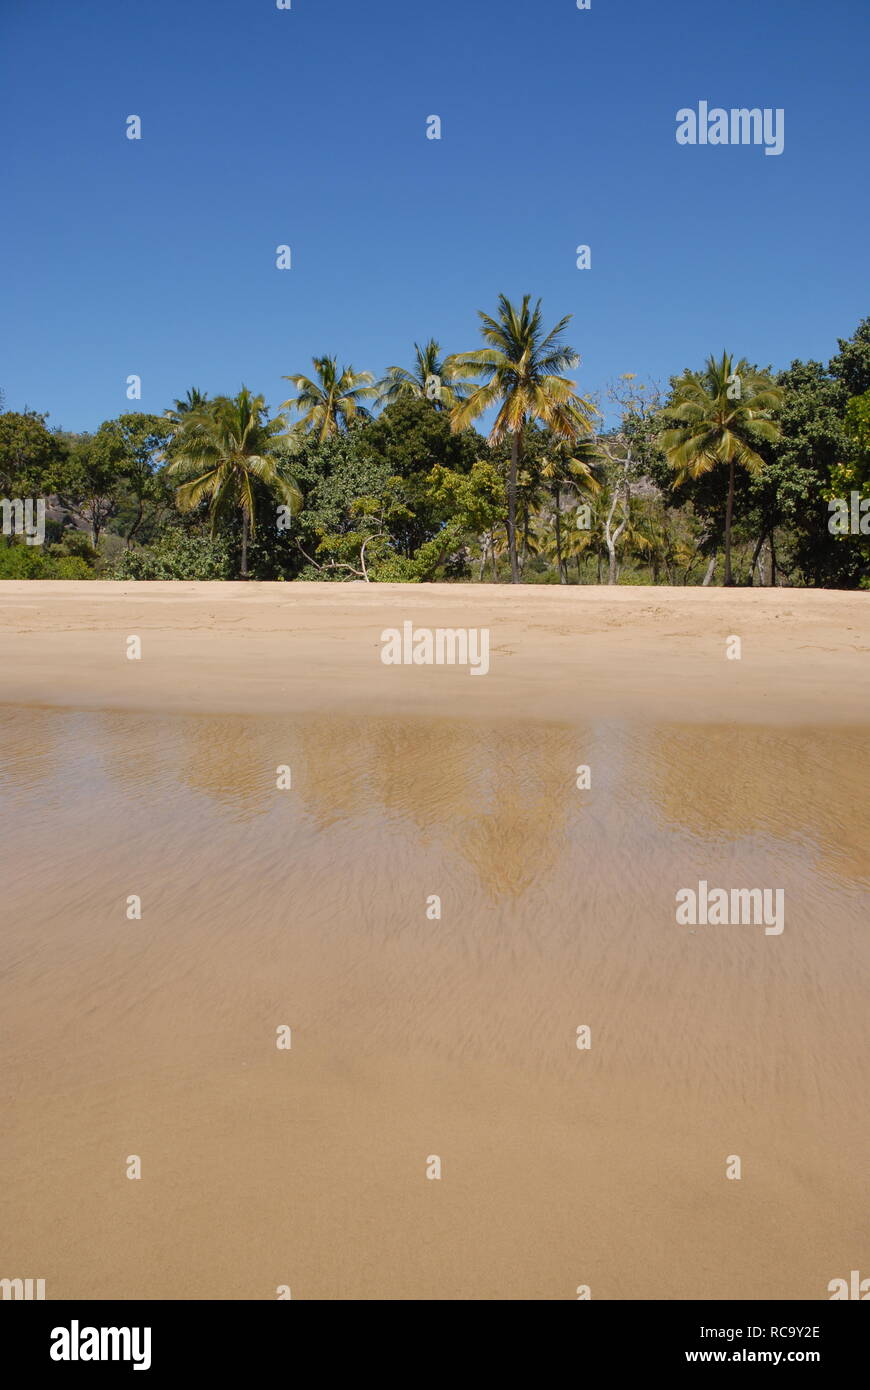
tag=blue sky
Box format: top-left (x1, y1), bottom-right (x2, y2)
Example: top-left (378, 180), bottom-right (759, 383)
top-left (2, 0), bottom-right (868, 435)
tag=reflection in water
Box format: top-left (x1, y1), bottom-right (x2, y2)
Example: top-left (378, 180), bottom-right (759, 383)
top-left (634, 723), bottom-right (870, 883)
top-left (2, 706), bottom-right (867, 894)
top-left (0, 704), bottom-right (868, 1300)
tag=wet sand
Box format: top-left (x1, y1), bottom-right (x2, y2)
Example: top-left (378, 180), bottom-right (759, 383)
top-left (0, 584), bottom-right (868, 1299)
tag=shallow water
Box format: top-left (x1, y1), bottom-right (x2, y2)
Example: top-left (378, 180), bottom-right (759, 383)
top-left (1, 706), bottom-right (868, 1299)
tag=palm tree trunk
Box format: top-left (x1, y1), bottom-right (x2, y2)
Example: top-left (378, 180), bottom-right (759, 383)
top-left (508, 430), bottom-right (520, 584)
top-left (554, 486), bottom-right (566, 583)
top-left (750, 533), bottom-right (765, 585)
top-left (723, 458), bottom-right (736, 585)
top-left (769, 531), bottom-right (777, 585)
top-left (240, 509), bottom-right (249, 579)
top-left (520, 501), bottom-right (530, 577)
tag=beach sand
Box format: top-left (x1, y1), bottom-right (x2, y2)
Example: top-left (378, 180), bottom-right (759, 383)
top-left (0, 580), bottom-right (867, 723)
top-left (0, 582), bottom-right (868, 1300)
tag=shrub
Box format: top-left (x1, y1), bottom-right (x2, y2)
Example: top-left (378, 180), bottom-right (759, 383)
top-left (112, 528), bottom-right (233, 580)
top-left (0, 542), bottom-right (95, 579)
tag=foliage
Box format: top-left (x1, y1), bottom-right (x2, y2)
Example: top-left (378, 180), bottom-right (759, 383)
top-left (4, 310), bottom-right (869, 589)
top-left (0, 538), bottom-right (94, 579)
top-left (376, 340), bottom-right (475, 411)
top-left (281, 357), bottom-right (377, 441)
top-left (168, 388), bottom-right (301, 578)
top-left (112, 527), bottom-right (233, 580)
top-left (0, 410), bottom-right (67, 494)
top-left (449, 294), bottom-right (596, 582)
top-left (658, 353), bottom-right (783, 585)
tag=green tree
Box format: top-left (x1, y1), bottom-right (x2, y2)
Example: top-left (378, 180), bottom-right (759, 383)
top-left (58, 428), bottom-right (128, 548)
top-left (281, 356), bottom-right (376, 441)
top-left (361, 397), bottom-right (481, 556)
top-left (539, 439), bottom-right (601, 583)
top-left (449, 294), bottom-right (596, 583)
top-left (844, 390), bottom-right (870, 454)
top-left (163, 389), bottom-right (210, 459)
top-left (0, 410), bottom-right (67, 494)
top-left (99, 413), bottom-right (171, 544)
top-left (658, 353), bottom-right (783, 585)
top-left (376, 339), bottom-right (475, 411)
top-left (168, 388), bottom-right (301, 579)
top-left (746, 325), bottom-right (870, 587)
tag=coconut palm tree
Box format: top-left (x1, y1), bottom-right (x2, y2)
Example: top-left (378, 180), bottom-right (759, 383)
top-left (168, 387), bottom-right (300, 579)
top-left (540, 439), bottom-right (601, 583)
top-left (166, 387), bottom-right (209, 423)
top-left (535, 508), bottom-right (600, 583)
top-left (163, 388), bottom-right (210, 457)
top-left (280, 356), bottom-right (376, 442)
top-left (376, 339), bottom-right (475, 411)
top-left (658, 353), bottom-right (782, 585)
top-left (449, 295), bottom-right (596, 583)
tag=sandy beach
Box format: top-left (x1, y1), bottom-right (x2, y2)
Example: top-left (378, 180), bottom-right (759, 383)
top-left (1, 583), bottom-right (868, 1300)
top-left (0, 581), bottom-right (868, 723)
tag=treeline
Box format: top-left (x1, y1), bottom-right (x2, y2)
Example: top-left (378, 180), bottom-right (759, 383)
top-left (1, 297), bottom-right (868, 587)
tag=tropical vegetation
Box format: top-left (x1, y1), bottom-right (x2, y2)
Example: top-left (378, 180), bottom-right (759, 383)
top-left (1, 300), bottom-right (868, 587)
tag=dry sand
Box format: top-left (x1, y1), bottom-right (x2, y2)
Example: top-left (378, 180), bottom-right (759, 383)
top-left (0, 580), bottom-right (867, 723)
top-left (0, 583), bottom-right (868, 1301)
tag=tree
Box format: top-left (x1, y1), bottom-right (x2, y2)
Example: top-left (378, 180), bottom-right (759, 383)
top-left (165, 387), bottom-right (209, 427)
top-left (59, 428), bottom-right (128, 548)
top-left (746, 326), bottom-right (870, 587)
top-left (449, 294), bottom-right (596, 583)
top-left (658, 353), bottom-right (783, 585)
top-left (361, 397), bottom-right (481, 556)
top-left (844, 389), bottom-right (870, 455)
top-left (163, 389), bottom-right (209, 459)
top-left (301, 477), bottom-right (416, 582)
top-left (588, 377), bottom-right (662, 584)
top-left (376, 339), bottom-right (475, 411)
top-left (538, 439), bottom-right (601, 583)
top-left (426, 459), bottom-right (507, 579)
top-left (281, 356), bottom-right (376, 441)
top-left (0, 410), bottom-right (66, 495)
top-left (99, 413), bottom-right (171, 544)
top-left (168, 388), bottom-right (301, 579)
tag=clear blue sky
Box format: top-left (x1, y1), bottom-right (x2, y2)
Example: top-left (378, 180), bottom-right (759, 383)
top-left (2, 0), bottom-right (868, 434)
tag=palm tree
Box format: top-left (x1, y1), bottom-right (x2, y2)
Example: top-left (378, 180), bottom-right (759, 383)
top-left (166, 387), bottom-right (209, 421)
top-left (658, 353), bottom-right (782, 585)
top-left (280, 356), bottom-right (376, 442)
top-left (540, 439), bottom-right (601, 583)
top-left (536, 507), bottom-right (601, 583)
top-left (376, 339), bottom-right (475, 410)
top-left (449, 295), bottom-right (596, 583)
top-left (163, 388), bottom-right (210, 456)
top-left (168, 387), bottom-right (300, 579)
